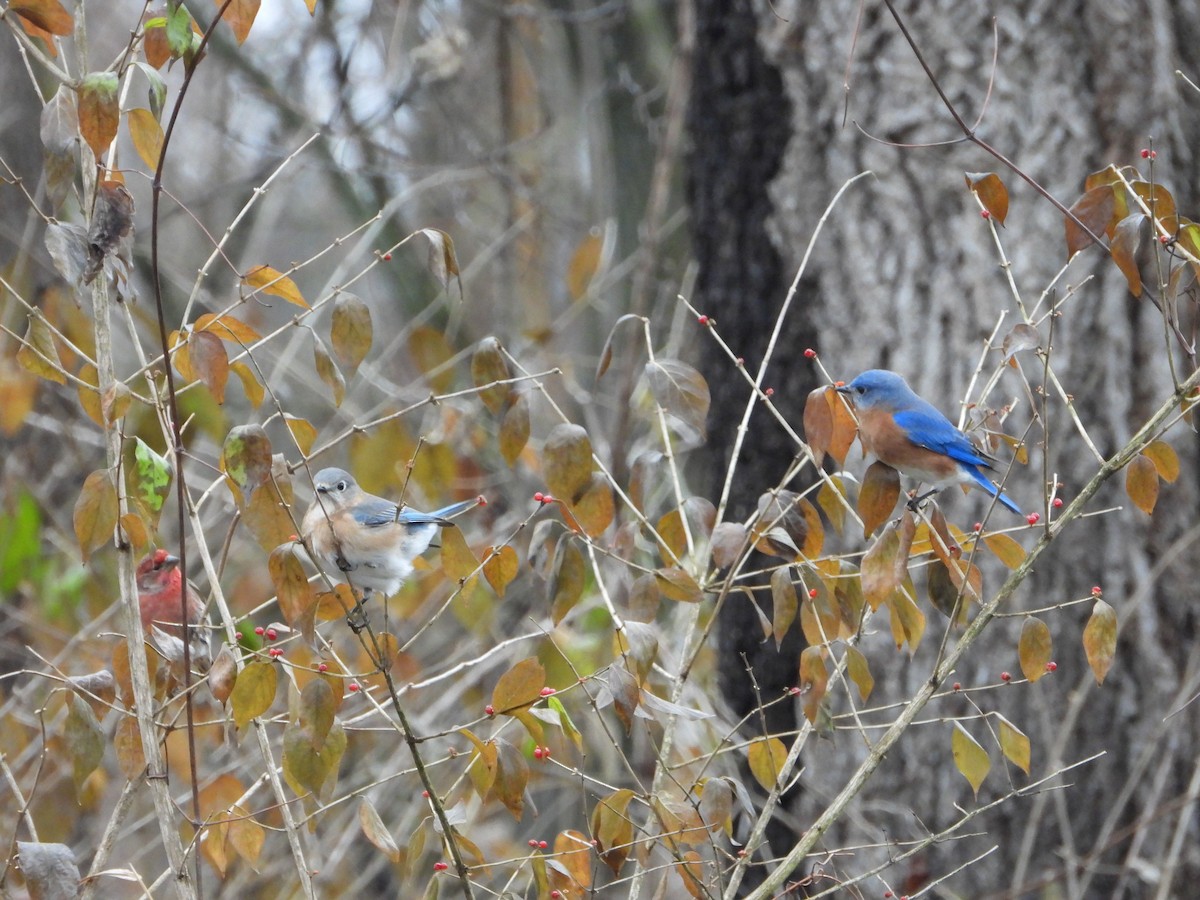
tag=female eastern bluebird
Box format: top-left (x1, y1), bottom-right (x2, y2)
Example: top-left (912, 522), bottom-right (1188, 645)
top-left (836, 370), bottom-right (1022, 514)
top-left (300, 467), bottom-right (480, 598)
top-left (135, 549), bottom-right (211, 669)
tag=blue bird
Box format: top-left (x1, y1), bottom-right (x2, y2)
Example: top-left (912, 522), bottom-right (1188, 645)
top-left (837, 370), bottom-right (1022, 515)
top-left (301, 467), bottom-right (481, 597)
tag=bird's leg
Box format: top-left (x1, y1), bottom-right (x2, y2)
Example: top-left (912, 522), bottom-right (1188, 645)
top-left (335, 550), bottom-right (353, 573)
top-left (906, 487), bottom-right (941, 512)
top-left (346, 590), bottom-right (371, 633)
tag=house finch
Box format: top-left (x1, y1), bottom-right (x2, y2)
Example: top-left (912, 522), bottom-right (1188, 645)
top-left (134, 549), bottom-right (210, 671)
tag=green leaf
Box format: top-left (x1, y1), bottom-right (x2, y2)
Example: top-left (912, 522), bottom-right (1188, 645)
top-left (133, 437), bottom-right (172, 523)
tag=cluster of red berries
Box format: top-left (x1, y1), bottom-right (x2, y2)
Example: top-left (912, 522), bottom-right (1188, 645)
top-left (1140, 148), bottom-right (1157, 160)
top-left (527, 838), bottom-right (549, 849)
top-left (532, 746), bottom-right (552, 760)
top-left (533, 492), bottom-right (554, 505)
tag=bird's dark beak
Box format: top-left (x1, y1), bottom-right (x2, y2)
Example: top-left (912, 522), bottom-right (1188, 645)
top-left (835, 384), bottom-right (851, 395)
top-left (162, 554), bottom-right (180, 570)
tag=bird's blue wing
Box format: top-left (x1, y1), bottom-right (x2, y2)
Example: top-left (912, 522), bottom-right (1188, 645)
top-left (893, 407), bottom-right (993, 468)
top-left (349, 497), bottom-right (403, 528)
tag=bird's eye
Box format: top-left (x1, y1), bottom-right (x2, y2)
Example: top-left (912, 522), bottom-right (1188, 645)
top-left (855, 386), bottom-right (865, 395)
top-left (335, 480), bottom-right (347, 492)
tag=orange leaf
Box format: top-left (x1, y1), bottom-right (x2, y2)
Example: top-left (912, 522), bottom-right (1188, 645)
top-left (1142, 440), bottom-right (1179, 483)
top-left (78, 72), bottom-right (119, 159)
top-left (964, 171), bottom-right (1010, 225)
top-left (858, 461), bottom-right (899, 537)
top-left (223, 0), bottom-right (261, 44)
top-left (491, 657), bottom-right (545, 715)
top-left (11, 0), bottom-right (74, 34)
top-left (1125, 454), bottom-right (1159, 515)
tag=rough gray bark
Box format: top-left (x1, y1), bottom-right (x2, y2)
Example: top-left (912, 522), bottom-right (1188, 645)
top-left (694, 0), bottom-right (1200, 895)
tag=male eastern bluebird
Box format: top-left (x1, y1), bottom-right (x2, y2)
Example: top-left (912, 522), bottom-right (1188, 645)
top-left (135, 549), bottom-right (211, 670)
top-left (300, 467), bottom-right (480, 598)
top-left (836, 370), bottom-right (1021, 515)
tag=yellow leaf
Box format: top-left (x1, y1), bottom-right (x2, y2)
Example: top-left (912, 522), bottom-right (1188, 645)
top-left (242, 264), bottom-right (308, 308)
top-left (73, 470), bottom-right (118, 563)
top-left (996, 714), bottom-right (1031, 774)
top-left (984, 532), bottom-right (1026, 569)
top-left (1082, 599), bottom-right (1117, 684)
top-left (746, 736), bottom-right (786, 792)
top-left (951, 723), bottom-right (990, 797)
top-left (566, 230), bottom-right (603, 299)
top-left (1018, 616), bottom-right (1052, 682)
top-left (127, 108), bottom-right (163, 170)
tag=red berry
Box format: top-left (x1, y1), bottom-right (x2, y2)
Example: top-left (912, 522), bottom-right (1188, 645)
top-left (697, 314), bottom-right (709, 325)
top-left (318, 663), bottom-right (328, 672)
top-left (383, 252), bottom-right (393, 261)
top-left (348, 682), bottom-right (360, 692)
top-left (885, 892), bottom-right (894, 899)
top-left (808, 588), bottom-right (818, 599)
top-left (533, 747), bottom-right (543, 759)
top-left (1091, 586), bottom-right (1102, 596)
top-left (804, 348), bottom-right (816, 358)
top-left (254, 626), bottom-right (265, 636)
top-left (485, 704), bottom-right (495, 717)
top-left (973, 523), bottom-right (982, 533)
top-left (433, 862), bottom-right (448, 871)
top-left (1141, 149), bottom-right (1151, 158)
top-left (551, 892), bottom-right (562, 899)
top-left (765, 387), bottom-right (774, 396)
top-left (788, 686), bottom-right (801, 696)
top-left (476, 495), bottom-right (487, 506)
top-left (543, 747), bottom-right (551, 758)
top-left (538, 840), bottom-right (548, 849)
top-left (1053, 497), bottom-right (1064, 508)
top-left (1151, 150), bottom-right (1157, 159)
top-left (1026, 513), bottom-right (1040, 525)
top-left (980, 209), bottom-right (991, 219)
top-left (236, 631), bottom-right (245, 641)
top-left (528, 839), bottom-right (538, 847)
top-left (533, 492), bottom-right (544, 502)
top-left (266, 628), bottom-right (278, 641)
top-left (953, 682), bottom-right (961, 691)
top-left (834, 380), bottom-right (845, 388)
top-left (539, 686), bottom-right (555, 696)
top-left (1045, 661), bottom-right (1057, 672)
top-left (1159, 234), bottom-right (1170, 244)
top-left (422, 790), bottom-right (430, 798)
top-left (1001, 671), bottom-right (1012, 682)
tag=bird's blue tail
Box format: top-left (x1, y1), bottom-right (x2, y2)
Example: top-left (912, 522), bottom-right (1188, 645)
top-left (429, 498), bottom-right (482, 520)
top-left (966, 467), bottom-right (1022, 515)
